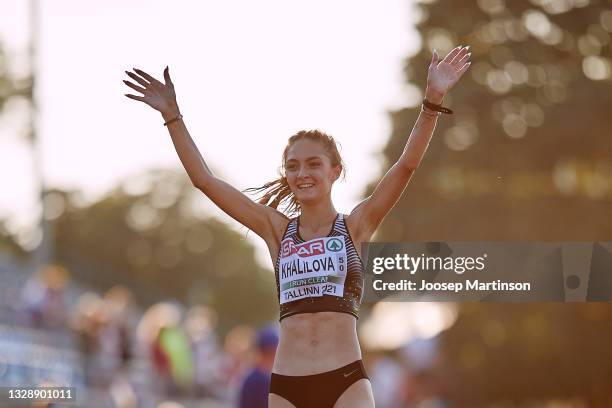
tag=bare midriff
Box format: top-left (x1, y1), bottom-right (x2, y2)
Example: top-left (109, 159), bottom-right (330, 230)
top-left (272, 311), bottom-right (362, 376)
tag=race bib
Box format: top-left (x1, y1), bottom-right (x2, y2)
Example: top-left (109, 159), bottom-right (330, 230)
top-left (278, 236), bottom-right (347, 304)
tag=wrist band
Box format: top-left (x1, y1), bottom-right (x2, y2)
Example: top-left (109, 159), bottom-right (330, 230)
top-left (421, 106), bottom-right (440, 117)
top-left (164, 113), bottom-right (183, 126)
top-left (422, 98), bottom-right (453, 114)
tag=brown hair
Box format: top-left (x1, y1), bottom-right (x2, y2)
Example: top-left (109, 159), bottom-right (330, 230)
top-left (245, 129), bottom-right (345, 215)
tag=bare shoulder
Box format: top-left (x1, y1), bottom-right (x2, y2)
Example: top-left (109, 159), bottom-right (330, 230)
top-left (346, 211), bottom-right (368, 260)
top-left (259, 206), bottom-right (291, 267)
top-left (346, 200), bottom-right (371, 242)
top-left (261, 205), bottom-right (291, 245)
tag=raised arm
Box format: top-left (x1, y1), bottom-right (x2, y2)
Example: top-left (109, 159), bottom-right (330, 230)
top-left (349, 46), bottom-right (472, 241)
top-left (123, 67), bottom-right (287, 240)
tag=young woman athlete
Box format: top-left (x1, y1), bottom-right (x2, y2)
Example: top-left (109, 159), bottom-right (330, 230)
top-left (124, 45), bottom-right (471, 407)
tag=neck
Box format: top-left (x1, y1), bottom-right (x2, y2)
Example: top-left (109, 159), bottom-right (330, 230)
top-left (298, 198), bottom-right (338, 231)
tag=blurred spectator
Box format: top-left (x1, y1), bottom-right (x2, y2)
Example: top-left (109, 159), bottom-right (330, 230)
top-left (137, 301), bottom-right (182, 347)
top-left (405, 369), bottom-right (450, 408)
top-left (220, 325), bottom-right (255, 401)
top-left (184, 305), bottom-right (222, 398)
top-left (109, 376), bottom-right (138, 408)
top-left (103, 286), bottom-right (139, 407)
top-left (238, 326), bottom-right (279, 408)
top-left (19, 264), bottom-right (69, 328)
top-left (369, 350), bottom-right (406, 408)
top-left (142, 302), bottom-right (194, 396)
top-left (104, 285), bottom-right (137, 369)
top-left (153, 324), bottom-right (194, 395)
top-left (71, 292), bottom-right (107, 386)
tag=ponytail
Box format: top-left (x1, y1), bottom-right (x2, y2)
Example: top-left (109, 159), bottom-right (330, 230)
top-left (244, 176), bottom-right (301, 215)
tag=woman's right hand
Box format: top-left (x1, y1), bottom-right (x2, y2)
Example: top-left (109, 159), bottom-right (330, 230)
top-left (123, 66), bottom-right (179, 116)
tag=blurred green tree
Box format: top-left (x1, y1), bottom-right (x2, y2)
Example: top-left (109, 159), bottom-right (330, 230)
top-left (436, 302), bottom-right (612, 405)
top-left (371, 0), bottom-right (612, 241)
top-left (0, 42), bottom-right (32, 112)
top-left (367, 0), bottom-right (612, 405)
top-left (49, 169), bottom-right (277, 331)
top-left (0, 219), bottom-right (28, 259)
top-left (0, 41), bottom-right (33, 259)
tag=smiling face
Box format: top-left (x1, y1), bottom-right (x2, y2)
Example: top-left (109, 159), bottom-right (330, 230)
top-left (284, 138), bottom-right (342, 205)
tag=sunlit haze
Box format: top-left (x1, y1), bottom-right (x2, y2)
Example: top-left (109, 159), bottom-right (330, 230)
top-left (1, 0), bottom-right (423, 266)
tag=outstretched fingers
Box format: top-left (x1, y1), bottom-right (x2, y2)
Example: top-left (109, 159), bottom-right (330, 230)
top-left (450, 46), bottom-right (469, 65)
top-left (442, 45), bottom-right (463, 64)
top-left (454, 52), bottom-right (471, 68)
top-left (126, 71), bottom-right (149, 87)
top-left (456, 61), bottom-right (472, 77)
top-left (123, 80), bottom-right (146, 94)
top-left (133, 68), bottom-right (162, 86)
top-left (124, 93), bottom-right (146, 102)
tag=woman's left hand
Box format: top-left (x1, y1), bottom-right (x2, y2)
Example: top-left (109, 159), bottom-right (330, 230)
top-left (426, 45), bottom-right (471, 103)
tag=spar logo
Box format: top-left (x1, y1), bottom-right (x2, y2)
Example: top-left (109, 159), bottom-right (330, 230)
top-left (281, 238), bottom-right (326, 258)
top-left (326, 238), bottom-right (344, 252)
